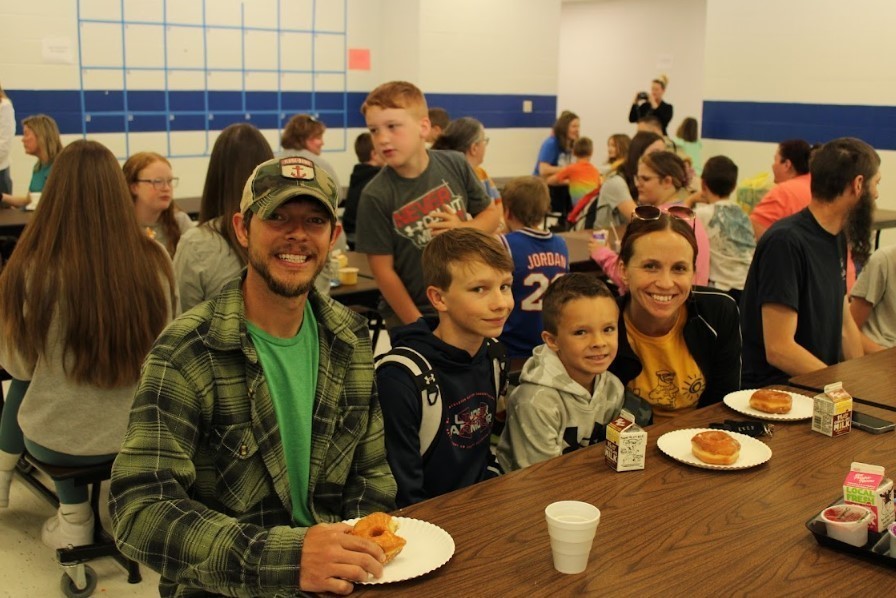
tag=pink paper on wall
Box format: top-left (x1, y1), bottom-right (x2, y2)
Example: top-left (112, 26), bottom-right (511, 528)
top-left (348, 48), bottom-right (371, 71)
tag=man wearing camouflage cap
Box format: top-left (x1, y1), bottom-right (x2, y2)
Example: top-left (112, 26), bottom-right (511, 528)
top-left (110, 157), bottom-right (397, 596)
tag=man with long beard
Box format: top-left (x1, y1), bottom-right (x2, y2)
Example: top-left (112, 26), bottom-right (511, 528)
top-left (739, 137), bottom-right (879, 388)
top-left (110, 157), bottom-right (397, 596)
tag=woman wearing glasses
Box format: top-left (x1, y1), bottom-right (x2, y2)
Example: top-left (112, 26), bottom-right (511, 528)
top-left (589, 133), bottom-right (672, 289)
top-left (634, 151), bottom-right (710, 286)
top-left (432, 117), bottom-right (500, 201)
top-left (123, 151), bottom-right (193, 256)
top-left (609, 208), bottom-right (741, 421)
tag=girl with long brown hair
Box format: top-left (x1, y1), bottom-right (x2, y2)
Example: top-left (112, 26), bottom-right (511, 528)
top-left (0, 140), bottom-right (177, 549)
top-left (174, 123), bottom-right (273, 311)
top-left (123, 151), bottom-right (194, 256)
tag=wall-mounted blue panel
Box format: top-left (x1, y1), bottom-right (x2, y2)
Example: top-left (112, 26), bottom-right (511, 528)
top-left (314, 93), bottom-right (348, 112)
top-left (246, 91), bottom-right (278, 111)
top-left (5, 89), bottom-right (560, 134)
top-left (168, 114), bottom-right (208, 131)
top-left (703, 101), bottom-right (896, 150)
top-left (281, 92), bottom-right (315, 113)
top-left (209, 113), bottom-right (247, 129)
top-left (128, 114), bottom-right (168, 133)
top-left (207, 91), bottom-right (242, 112)
top-left (84, 90), bottom-right (124, 112)
top-left (249, 113), bottom-right (279, 129)
top-left (7, 90), bottom-right (81, 116)
top-left (127, 91), bottom-right (167, 112)
top-left (168, 91), bottom-right (205, 112)
top-left (85, 115), bottom-right (126, 134)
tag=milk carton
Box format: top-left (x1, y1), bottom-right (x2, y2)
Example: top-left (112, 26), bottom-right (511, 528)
top-left (605, 409), bottom-right (646, 472)
top-left (811, 381), bottom-right (852, 437)
top-left (843, 462), bottom-right (895, 533)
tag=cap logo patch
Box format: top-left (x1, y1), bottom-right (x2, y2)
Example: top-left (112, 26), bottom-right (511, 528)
top-left (280, 156), bottom-right (315, 181)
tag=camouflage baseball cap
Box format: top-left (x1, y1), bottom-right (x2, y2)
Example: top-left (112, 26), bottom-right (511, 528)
top-left (240, 156), bottom-right (338, 220)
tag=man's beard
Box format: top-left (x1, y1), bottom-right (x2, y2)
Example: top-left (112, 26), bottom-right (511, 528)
top-left (845, 187), bottom-right (874, 267)
top-left (248, 247), bottom-right (325, 298)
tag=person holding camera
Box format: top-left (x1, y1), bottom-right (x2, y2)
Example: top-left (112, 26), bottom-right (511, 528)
top-left (628, 74), bottom-right (673, 136)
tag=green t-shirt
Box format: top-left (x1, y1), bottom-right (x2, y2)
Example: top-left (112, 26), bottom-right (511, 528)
top-left (30, 162), bottom-right (52, 193)
top-left (247, 302), bottom-right (319, 526)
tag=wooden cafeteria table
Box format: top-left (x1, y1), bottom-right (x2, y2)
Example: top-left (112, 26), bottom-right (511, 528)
top-left (344, 250), bottom-right (374, 278)
top-left (329, 252), bottom-right (380, 310)
top-left (558, 229), bottom-right (623, 273)
top-left (0, 208), bottom-right (31, 236)
top-left (354, 390), bottom-right (894, 596)
top-left (789, 347), bottom-right (896, 411)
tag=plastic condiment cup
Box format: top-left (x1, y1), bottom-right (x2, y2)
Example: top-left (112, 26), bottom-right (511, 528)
top-left (544, 501), bottom-right (601, 574)
top-left (338, 267), bottom-right (359, 285)
top-left (25, 192), bottom-right (40, 211)
top-left (821, 504), bottom-right (872, 547)
top-left (888, 522), bottom-right (896, 558)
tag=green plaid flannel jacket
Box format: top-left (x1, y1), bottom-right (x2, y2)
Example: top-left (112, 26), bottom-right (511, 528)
top-left (110, 276), bottom-right (396, 597)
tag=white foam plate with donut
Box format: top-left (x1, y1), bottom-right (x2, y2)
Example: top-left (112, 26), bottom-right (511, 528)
top-left (657, 428), bottom-right (773, 471)
top-left (343, 517), bottom-right (455, 584)
top-left (723, 389), bottom-right (814, 421)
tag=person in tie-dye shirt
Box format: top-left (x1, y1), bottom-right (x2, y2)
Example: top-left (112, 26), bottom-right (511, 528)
top-left (547, 137), bottom-right (602, 208)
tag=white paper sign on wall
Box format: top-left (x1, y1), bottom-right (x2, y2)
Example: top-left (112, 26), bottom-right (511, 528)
top-left (42, 37), bottom-right (74, 64)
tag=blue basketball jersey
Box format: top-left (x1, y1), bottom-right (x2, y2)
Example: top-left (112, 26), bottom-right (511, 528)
top-left (499, 228), bottom-right (570, 359)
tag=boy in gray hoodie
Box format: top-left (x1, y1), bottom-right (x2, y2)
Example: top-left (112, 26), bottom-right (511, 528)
top-left (497, 274), bottom-right (625, 471)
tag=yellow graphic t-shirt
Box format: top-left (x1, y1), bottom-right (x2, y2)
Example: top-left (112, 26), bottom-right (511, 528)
top-left (624, 309), bottom-right (705, 419)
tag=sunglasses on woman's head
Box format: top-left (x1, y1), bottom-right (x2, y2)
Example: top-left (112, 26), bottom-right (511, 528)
top-left (632, 204), bottom-right (695, 225)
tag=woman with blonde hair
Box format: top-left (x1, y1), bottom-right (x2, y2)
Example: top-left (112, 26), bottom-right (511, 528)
top-left (280, 113), bottom-right (342, 194)
top-left (123, 151), bottom-right (193, 256)
top-left (629, 74), bottom-right (673, 135)
top-left (0, 113), bottom-right (62, 209)
top-left (174, 123), bottom-right (273, 310)
top-left (0, 140), bottom-right (177, 549)
top-left (0, 83), bottom-right (14, 195)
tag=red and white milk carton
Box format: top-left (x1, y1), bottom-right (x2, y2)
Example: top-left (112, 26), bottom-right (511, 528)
top-left (843, 462), bottom-right (895, 533)
top-left (811, 381), bottom-right (852, 437)
top-left (605, 409), bottom-right (647, 472)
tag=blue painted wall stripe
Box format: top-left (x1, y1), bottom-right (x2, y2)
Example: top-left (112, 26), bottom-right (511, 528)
top-left (5, 90), bottom-right (557, 135)
top-left (704, 100), bottom-right (896, 150)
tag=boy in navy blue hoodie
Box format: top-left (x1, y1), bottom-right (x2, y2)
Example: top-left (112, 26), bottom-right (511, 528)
top-left (376, 228), bottom-right (514, 507)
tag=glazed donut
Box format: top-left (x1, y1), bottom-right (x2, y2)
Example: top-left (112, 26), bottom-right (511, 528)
top-left (350, 512), bottom-right (407, 564)
top-left (691, 431), bottom-right (740, 465)
top-left (749, 389), bottom-right (792, 414)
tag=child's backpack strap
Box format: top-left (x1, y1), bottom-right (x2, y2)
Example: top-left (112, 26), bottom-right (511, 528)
top-left (375, 341), bottom-right (508, 457)
top-left (485, 338), bottom-right (509, 401)
top-left (375, 347), bottom-right (441, 457)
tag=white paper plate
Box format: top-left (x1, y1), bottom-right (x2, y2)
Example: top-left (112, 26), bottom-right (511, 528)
top-left (344, 517), bottom-right (455, 584)
top-left (723, 389), bottom-right (814, 421)
top-left (656, 428), bottom-right (772, 471)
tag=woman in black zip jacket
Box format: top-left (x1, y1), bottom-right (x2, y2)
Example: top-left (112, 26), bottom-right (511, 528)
top-left (607, 208), bottom-right (741, 421)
